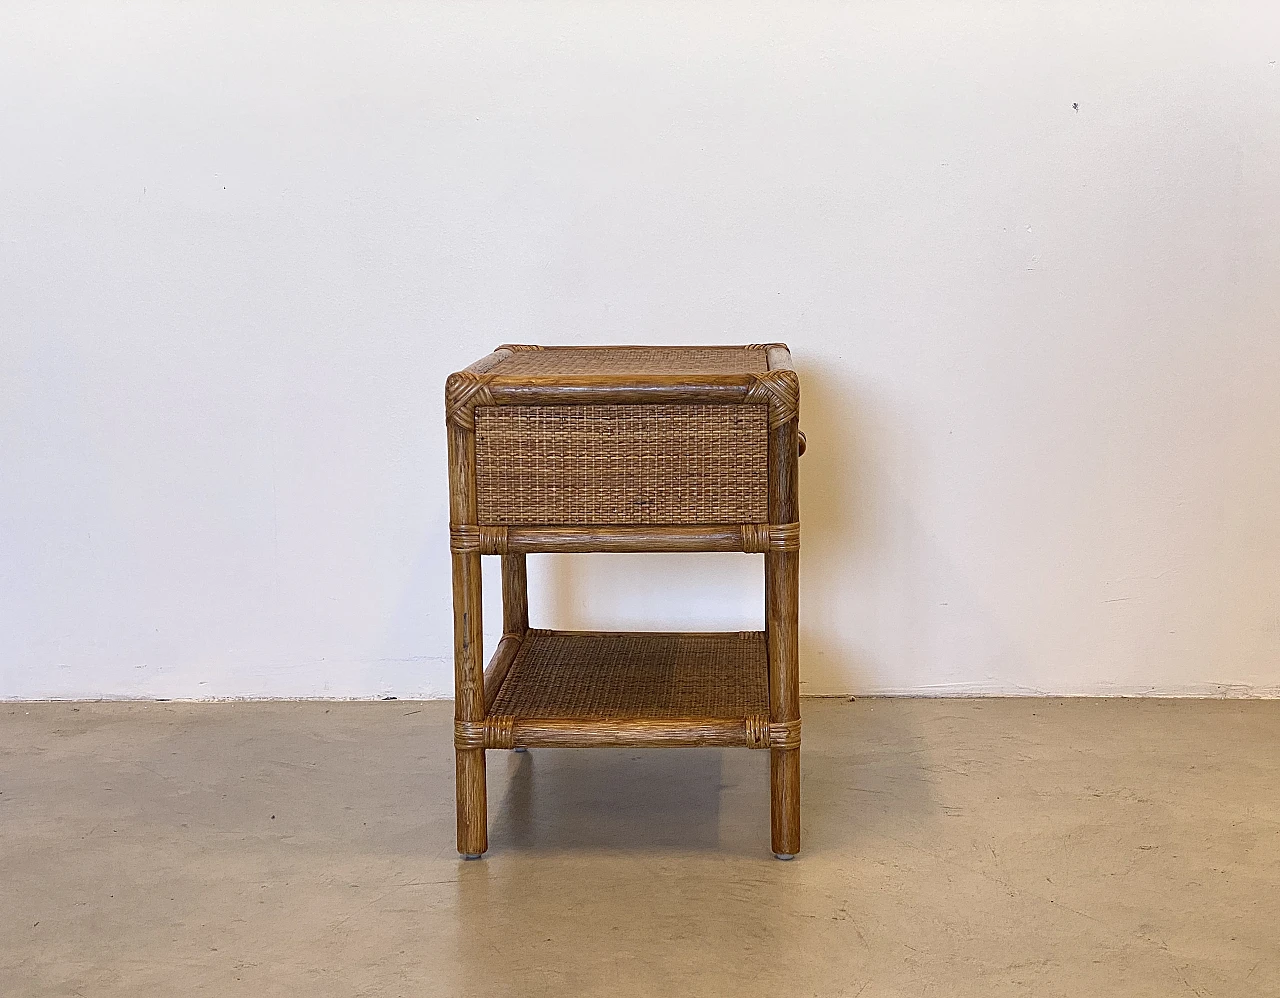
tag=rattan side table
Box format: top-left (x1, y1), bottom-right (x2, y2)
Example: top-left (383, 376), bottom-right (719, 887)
top-left (445, 344), bottom-right (802, 858)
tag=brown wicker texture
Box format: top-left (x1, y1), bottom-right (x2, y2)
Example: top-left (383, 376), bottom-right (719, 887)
top-left (474, 403), bottom-right (769, 525)
top-left (494, 346), bottom-right (768, 377)
top-left (490, 630), bottom-right (768, 719)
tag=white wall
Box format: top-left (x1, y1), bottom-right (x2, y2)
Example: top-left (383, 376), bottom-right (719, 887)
top-left (3, 1), bottom-right (1279, 699)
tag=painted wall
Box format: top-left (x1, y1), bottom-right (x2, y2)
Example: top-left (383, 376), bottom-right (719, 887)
top-left (3, 2), bottom-right (1279, 699)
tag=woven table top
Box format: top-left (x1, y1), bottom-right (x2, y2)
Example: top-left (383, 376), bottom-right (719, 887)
top-left (491, 345), bottom-right (771, 378)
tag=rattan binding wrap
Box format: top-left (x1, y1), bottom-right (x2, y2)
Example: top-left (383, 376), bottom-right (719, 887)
top-left (741, 521), bottom-right (800, 553)
top-left (454, 716), bottom-right (515, 750)
top-left (474, 404), bottom-right (769, 525)
top-left (489, 630), bottom-right (769, 719)
top-left (745, 369), bottom-right (800, 428)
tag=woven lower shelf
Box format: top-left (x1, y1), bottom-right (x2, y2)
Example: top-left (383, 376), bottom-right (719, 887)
top-left (476, 629), bottom-right (779, 749)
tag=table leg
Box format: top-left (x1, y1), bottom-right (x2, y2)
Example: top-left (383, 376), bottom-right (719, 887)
top-left (453, 549), bottom-right (487, 857)
top-left (767, 404), bottom-right (801, 859)
top-left (501, 553), bottom-right (529, 636)
top-left (767, 548), bottom-right (800, 858)
top-left (502, 553), bottom-right (530, 753)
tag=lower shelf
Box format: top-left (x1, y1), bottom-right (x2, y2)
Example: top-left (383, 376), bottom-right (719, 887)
top-left (492, 629), bottom-right (768, 718)
top-left (475, 629), bottom-right (777, 749)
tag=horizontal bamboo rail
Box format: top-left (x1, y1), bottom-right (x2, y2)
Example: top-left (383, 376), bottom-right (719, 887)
top-left (481, 633), bottom-right (524, 714)
top-left (487, 375), bottom-right (756, 409)
top-left (454, 715), bottom-right (801, 750)
top-left (450, 522), bottom-right (799, 554)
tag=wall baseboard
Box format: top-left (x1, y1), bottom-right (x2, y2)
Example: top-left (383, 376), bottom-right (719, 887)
top-left (819, 682), bottom-right (1280, 699)
top-left (6, 686), bottom-right (1280, 703)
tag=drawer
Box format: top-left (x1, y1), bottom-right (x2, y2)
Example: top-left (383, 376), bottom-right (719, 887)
top-left (474, 403), bottom-right (769, 525)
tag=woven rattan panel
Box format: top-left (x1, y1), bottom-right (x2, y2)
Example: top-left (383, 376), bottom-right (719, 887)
top-left (474, 403), bottom-right (769, 525)
top-left (495, 347), bottom-right (768, 377)
top-left (490, 631), bottom-right (769, 718)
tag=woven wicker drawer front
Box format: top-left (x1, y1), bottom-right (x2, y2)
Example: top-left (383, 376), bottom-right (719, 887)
top-left (474, 403), bottom-right (769, 525)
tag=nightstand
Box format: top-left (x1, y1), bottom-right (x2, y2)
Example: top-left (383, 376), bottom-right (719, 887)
top-left (445, 344), bottom-right (801, 858)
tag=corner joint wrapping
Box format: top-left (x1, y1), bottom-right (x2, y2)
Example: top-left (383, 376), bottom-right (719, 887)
top-left (769, 718), bottom-right (802, 750)
top-left (744, 715), bottom-right (802, 750)
top-left (745, 370), bottom-right (799, 428)
top-left (445, 370), bottom-right (497, 429)
top-left (454, 716), bottom-right (516, 750)
top-left (449, 524), bottom-right (508, 554)
top-left (741, 522), bottom-right (800, 553)
top-left (450, 524), bottom-right (480, 553)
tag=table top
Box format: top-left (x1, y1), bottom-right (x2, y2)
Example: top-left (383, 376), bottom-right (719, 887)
top-left (480, 344), bottom-right (784, 379)
top-left (447, 343), bottom-right (798, 431)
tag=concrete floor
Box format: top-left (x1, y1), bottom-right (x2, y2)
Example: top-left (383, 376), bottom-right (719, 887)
top-left (1, 699), bottom-right (1277, 997)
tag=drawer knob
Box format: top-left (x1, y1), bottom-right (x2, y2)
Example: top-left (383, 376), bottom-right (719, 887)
top-left (797, 430), bottom-right (807, 457)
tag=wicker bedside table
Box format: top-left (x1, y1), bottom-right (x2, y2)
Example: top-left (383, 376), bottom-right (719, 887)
top-left (445, 344), bottom-right (802, 858)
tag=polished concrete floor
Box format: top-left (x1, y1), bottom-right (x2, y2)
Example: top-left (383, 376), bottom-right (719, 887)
top-left (1, 698), bottom-right (1277, 997)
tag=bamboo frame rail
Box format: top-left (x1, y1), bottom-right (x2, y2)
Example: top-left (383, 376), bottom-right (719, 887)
top-left (449, 522), bottom-right (800, 555)
top-left (455, 715), bottom-right (802, 750)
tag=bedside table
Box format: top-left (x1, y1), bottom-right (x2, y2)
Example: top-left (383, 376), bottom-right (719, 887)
top-left (445, 344), bottom-right (802, 858)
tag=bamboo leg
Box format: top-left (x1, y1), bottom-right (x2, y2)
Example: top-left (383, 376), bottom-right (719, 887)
top-left (453, 549), bottom-right (487, 857)
top-left (455, 748), bottom-right (487, 856)
top-left (502, 553), bottom-right (530, 751)
top-left (501, 553), bottom-right (529, 635)
top-left (767, 405), bottom-right (801, 859)
top-left (767, 549), bottom-right (801, 858)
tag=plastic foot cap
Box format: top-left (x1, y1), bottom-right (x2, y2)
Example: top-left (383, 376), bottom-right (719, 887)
top-left (462, 853), bottom-right (484, 860)
top-left (774, 852), bottom-right (796, 861)
top-left (512, 746), bottom-right (528, 753)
